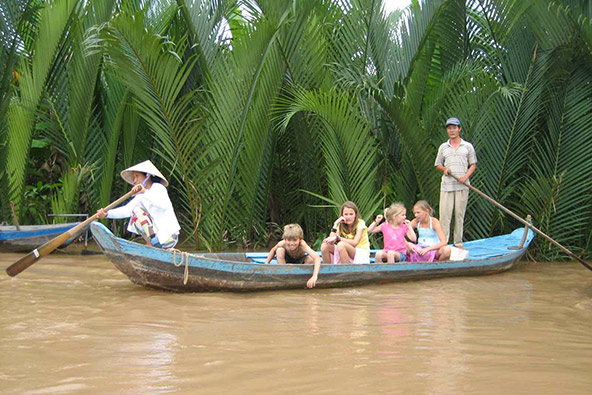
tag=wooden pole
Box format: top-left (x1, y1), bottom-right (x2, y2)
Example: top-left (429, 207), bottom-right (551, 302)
top-left (10, 201), bottom-right (20, 231)
top-left (449, 173), bottom-right (592, 272)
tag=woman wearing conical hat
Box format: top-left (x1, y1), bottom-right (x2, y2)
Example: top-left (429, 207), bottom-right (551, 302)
top-left (96, 160), bottom-right (180, 249)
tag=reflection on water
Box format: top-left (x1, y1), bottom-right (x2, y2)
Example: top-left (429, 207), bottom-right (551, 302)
top-left (1, 253), bottom-right (592, 394)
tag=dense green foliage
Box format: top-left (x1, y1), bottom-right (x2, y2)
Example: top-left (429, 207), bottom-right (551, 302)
top-left (1, 0), bottom-right (591, 259)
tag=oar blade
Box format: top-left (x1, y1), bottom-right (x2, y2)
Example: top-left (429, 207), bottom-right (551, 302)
top-left (6, 232), bottom-right (74, 277)
top-left (6, 189), bottom-right (135, 277)
top-left (6, 252), bottom-right (40, 277)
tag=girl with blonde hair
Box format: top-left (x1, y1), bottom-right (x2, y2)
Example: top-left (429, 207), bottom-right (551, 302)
top-left (368, 202), bottom-right (416, 263)
top-left (407, 200), bottom-right (451, 261)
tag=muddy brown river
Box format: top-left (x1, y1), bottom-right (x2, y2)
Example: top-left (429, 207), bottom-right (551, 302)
top-left (1, 252), bottom-right (591, 394)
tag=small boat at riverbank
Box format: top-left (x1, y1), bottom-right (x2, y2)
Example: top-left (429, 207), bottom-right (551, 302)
top-left (0, 223), bottom-right (82, 253)
top-left (91, 222), bottom-right (535, 292)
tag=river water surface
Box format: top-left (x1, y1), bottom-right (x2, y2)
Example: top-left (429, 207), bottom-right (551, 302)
top-left (1, 253), bottom-right (591, 394)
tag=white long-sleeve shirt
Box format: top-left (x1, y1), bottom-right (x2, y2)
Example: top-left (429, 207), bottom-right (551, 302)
top-left (106, 183), bottom-right (180, 244)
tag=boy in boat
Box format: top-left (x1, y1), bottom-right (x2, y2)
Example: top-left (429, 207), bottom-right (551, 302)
top-left (264, 224), bottom-right (321, 288)
top-left (435, 117), bottom-right (477, 248)
top-left (96, 160), bottom-right (180, 249)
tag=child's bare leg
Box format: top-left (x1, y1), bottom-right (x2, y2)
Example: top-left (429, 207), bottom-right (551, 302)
top-left (386, 250), bottom-right (396, 263)
top-left (392, 251), bottom-right (402, 263)
top-left (386, 251), bottom-right (395, 263)
top-left (337, 242), bottom-right (355, 264)
top-left (437, 246), bottom-right (451, 261)
top-left (321, 242), bottom-right (334, 264)
top-left (406, 242), bottom-right (415, 255)
top-left (373, 250), bottom-right (382, 263)
top-left (276, 247), bottom-right (287, 264)
top-left (303, 255), bottom-right (315, 264)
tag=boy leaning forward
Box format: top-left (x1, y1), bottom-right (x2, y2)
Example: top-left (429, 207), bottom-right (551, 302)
top-left (434, 117), bottom-right (477, 248)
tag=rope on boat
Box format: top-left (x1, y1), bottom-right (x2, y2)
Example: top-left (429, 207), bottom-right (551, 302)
top-left (171, 249), bottom-right (190, 285)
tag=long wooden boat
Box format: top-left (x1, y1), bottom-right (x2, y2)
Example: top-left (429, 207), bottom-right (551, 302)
top-left (91, 222), bottom-right (535, 292)
top-left (0, 223), bottom-right (82, 252)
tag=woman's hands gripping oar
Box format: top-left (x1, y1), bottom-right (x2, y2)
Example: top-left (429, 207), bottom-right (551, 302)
top-left (6, 188), bottom-right (139, 277)
top-left (448, 173), bottom-right (592, 272)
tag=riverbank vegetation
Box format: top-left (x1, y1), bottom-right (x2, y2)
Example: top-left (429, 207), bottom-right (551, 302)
top-left (1, 0), bottom-right (590, 259)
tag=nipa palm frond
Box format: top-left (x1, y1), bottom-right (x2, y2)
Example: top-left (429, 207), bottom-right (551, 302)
top-left (523, 56), bottom-right (592, 259)
top-left (277, 87), bottom-right (381, 221)
top-left (194, 12), bottom-right (288, 248)
top-left (4, 0), bottom-right (77, 218)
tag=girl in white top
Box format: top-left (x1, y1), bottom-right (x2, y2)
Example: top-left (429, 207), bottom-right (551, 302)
top-left (407, 200), bottom-right (450, 261)
top-left (96, 160), bottom-right (180, 249)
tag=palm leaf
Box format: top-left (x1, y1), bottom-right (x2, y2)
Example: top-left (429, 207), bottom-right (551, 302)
top-left (522, 56), bottom-right (592, 258)
top-left (91, 69), bottom-right (129, 209)
top-left (192, 7), bottom-right (289, 247)
top-left (277, 87), bottom-right (381, 221)
top-left (39, 0), bottom-right (118, 215)
top-left (4, 0), bottom-right (78, 218)
top-left (463, 46), bottom-right (545, 238)
top-left (175, 0), bottom-right (232, 79)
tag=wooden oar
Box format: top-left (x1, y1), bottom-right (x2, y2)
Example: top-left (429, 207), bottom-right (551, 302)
top-left (449, 173), bottom-right (592, 272)
top-left (6, 188), bottom-right (138, 277)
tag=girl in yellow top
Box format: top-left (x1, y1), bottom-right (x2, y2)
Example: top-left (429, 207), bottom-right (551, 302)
top-left (321, 201), bottom-right (370, 264)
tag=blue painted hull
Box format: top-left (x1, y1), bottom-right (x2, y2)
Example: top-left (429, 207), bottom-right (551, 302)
top-left (91, 222), bottom-right (535, 292)
top-left (0, 223), bottom-right (81, 252)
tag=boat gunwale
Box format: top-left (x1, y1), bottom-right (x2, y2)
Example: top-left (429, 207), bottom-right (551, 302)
top-left (0, 223), bottom-right (81, 241)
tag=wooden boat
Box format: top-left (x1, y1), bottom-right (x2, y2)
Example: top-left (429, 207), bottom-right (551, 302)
top-left (91, 221), bottom-right (535, 292)
top-left (0, 223), bottom-right (82, 252)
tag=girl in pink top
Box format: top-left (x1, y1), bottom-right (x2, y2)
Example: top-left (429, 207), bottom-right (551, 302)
top-left (368, 202), bottom-right (416, 263)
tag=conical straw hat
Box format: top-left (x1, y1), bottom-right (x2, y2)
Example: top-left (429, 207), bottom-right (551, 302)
top-left (120, 160), bottom-right (169, 187)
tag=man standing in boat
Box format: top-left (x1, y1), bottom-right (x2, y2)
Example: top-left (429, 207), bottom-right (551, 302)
top-left (96, 160), bottom-right (180, 249)
top-left (435, 117), bottom-right (477, 248)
